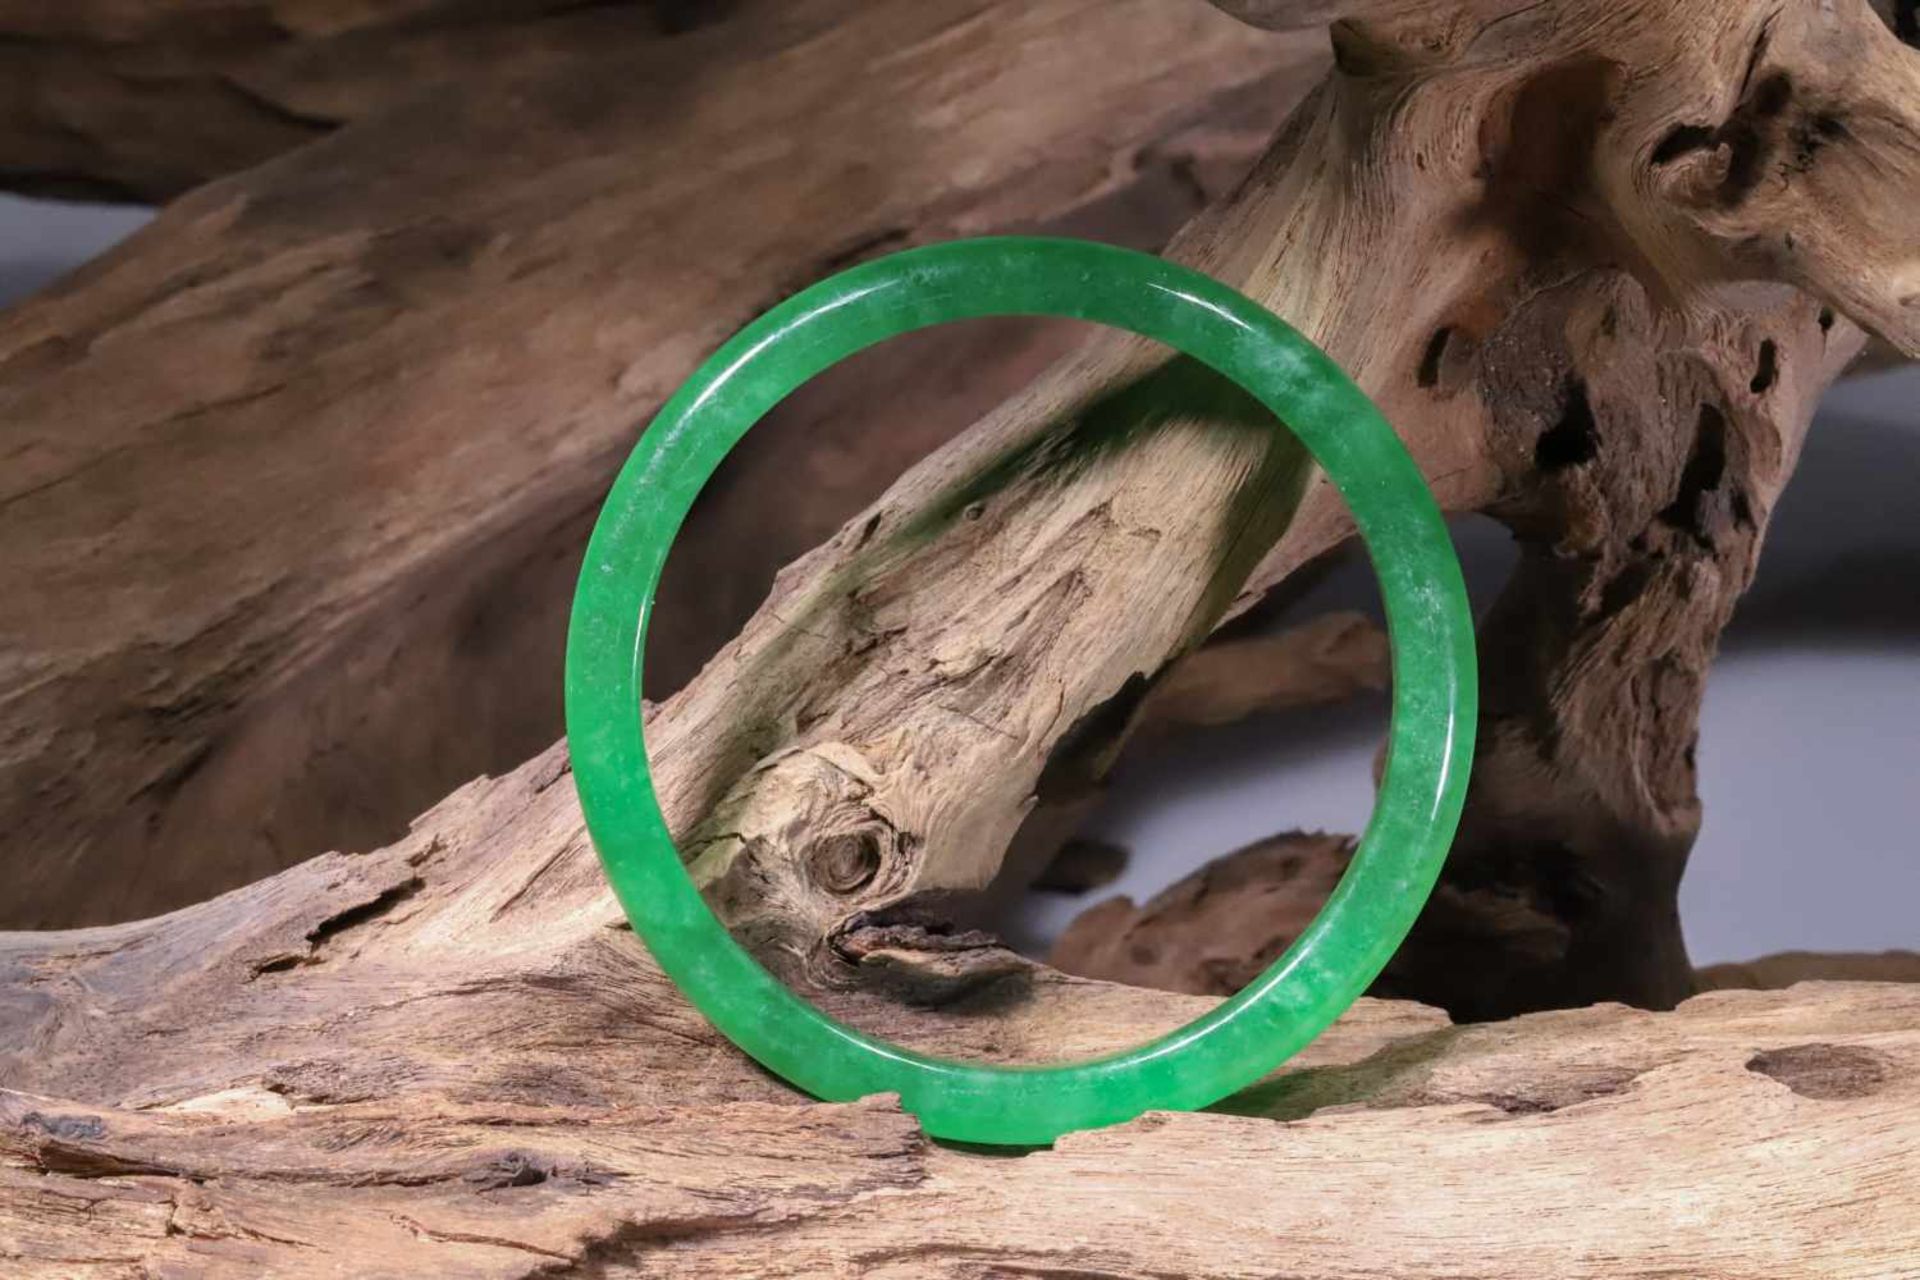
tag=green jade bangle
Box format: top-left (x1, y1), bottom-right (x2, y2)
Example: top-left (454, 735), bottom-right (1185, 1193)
top-left (566, 237), bottom-right (1476, 1146)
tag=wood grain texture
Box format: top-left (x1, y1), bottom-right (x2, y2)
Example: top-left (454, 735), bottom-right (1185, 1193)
top-left (0, 1), bottom-right (733, 201)
top-left (642, 0), bottom-right (1915, 1017)
top-left (1, 0), bottom-right (1915, 1272)
top-left (2, 741), bottom-right (1914, 1276)
top-left (6, 0), bottom-right (1913, 1010)
top-left (0, 0), bottom-right (1320, 928)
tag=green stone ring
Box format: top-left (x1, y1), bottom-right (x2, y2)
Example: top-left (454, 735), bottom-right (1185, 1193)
top-left (566, 236), bottom-right (1476, 1145)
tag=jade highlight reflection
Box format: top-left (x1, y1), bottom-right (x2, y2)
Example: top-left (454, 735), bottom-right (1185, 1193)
top-left (565, 237), bottom-right (1476, 1145)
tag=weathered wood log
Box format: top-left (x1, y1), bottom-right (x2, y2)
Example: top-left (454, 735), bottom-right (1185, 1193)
top-left (1134, 609), bottom-right (1388, 733)
top-left (1052, 830), bottom-right (1359, 995)
top-left (3, 744), bottom-right (1915, 1276)
top-left (0, 0), bottom-right (1318, 929)
top-left (1700, 949), bottom-right (1920, 990)
top-left (1051, 833), bottom-right (1920, 1000)
top-left (0, 1), bottom-right (737, 201)
top-left (647, 0), bottom-right (1916, 1017)
top-left (6, 0), bottom-right (1914, 1015)
top-left (2, 0), bottom-right (1915, 1272)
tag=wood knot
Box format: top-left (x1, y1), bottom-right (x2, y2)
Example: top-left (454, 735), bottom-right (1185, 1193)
top-left (806, 829), bottom-right (884, 894)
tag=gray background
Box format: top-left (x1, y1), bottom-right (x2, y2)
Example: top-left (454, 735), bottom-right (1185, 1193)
top-left (5, 193), bottom-right (1914, 965)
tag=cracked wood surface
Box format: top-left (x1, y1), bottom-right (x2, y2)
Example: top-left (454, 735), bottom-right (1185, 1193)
top-left (2, 742), bottom-right (1915, 1276)
top-left (0, 0), bottom-right (1321, 929)
top-left (1, 0), bottom-right (1913, 1016)
top-left (651, 0), bottom-right (1916, 1019)
top-left (0, 0), bottom-right (1914, 1273)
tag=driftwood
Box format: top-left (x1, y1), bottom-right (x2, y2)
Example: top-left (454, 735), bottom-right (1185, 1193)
top-left (1052, 830), bottom-right (1362, 995)
top-left (1699, 949), bottom-right (1920, 990)
top-left (0, 0), bottom-right (1318, 929)
top-left (1051, 832), bottom-right (1920, 1002)
top-left (4, 742), bottom-right (1917, 1277)
top-left (1, 0), bottom-right (1917, 1272)
top-left (642, 0), bottom-right (1916, 1020)
top-left (2, 1), bottom-right (1911, 1009)
top-left (0, 2), bottom-right (741, 202)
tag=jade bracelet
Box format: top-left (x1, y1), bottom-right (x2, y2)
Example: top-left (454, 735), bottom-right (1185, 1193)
top-left (565, 236), bottom-right (1476, 1145)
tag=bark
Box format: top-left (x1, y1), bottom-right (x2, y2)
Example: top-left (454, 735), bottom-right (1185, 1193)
top-left (5, 743), bottom-right (1916, 1277)
top-left (0, 0), bottom-right (1319, 928)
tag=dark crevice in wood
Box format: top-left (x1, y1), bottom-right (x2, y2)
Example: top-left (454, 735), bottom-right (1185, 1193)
top-left (1658, 405), bottom-right (1729, 542)
top-left (1651, 123), bottom-right (1715, 164)
top-left (1033, 671), bottom-right (1155, 802)
top-left (1596, 560), bottom-right (1655, 621)
top-left (817, 227), bottom-right (914, 275)
top-left (312, 877), bottom-right (426, 947)
top-left (1417, 326), bottom-right (1453, 388)
top-left (1719, 73), bottom-right (1795, 207)
top-left (1750, 339), bottom-right (1779, 393)
top-left (250, 876), bottom-right (426, 977)
top-left (1534, 377), bottom-right (1599, 471)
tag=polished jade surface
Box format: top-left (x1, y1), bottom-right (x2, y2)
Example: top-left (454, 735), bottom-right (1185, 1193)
top-left (565, 237), bottom-right (1476, 1145)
